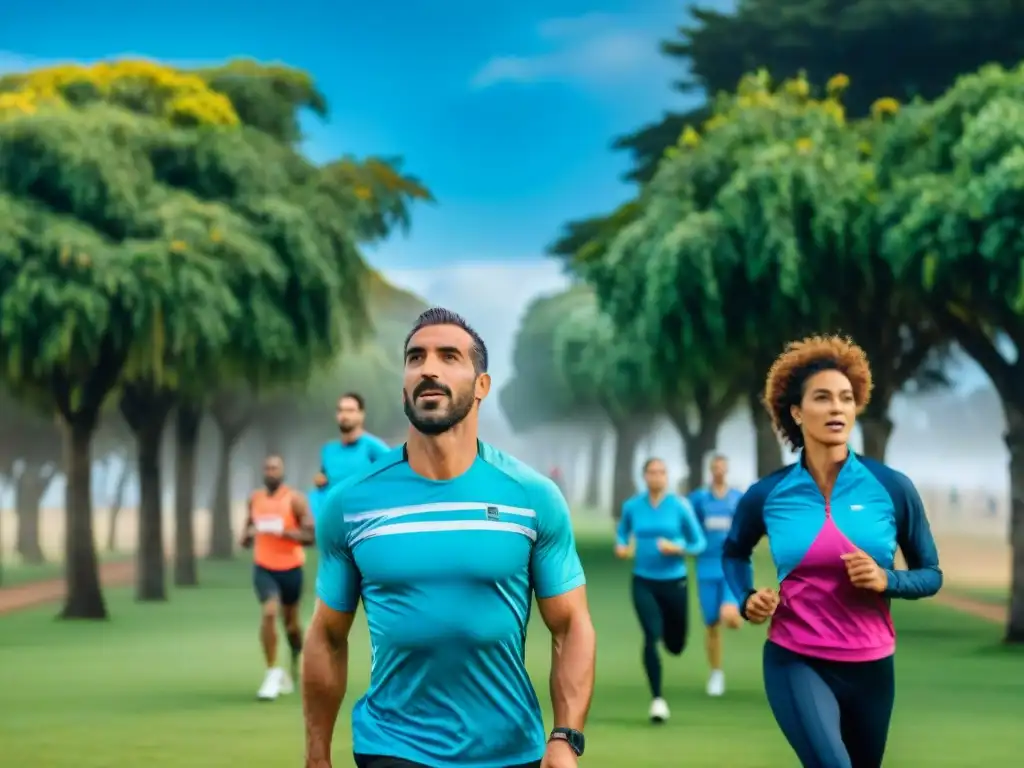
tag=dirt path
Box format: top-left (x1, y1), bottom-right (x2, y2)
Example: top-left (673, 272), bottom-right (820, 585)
top-left (0, 560), bottom-right (135, 615)
top-left (934, 592), bottom-right (1007, 624)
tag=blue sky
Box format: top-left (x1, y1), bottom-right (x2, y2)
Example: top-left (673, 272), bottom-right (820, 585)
top-left (0, 0), bottom-right (704, 269)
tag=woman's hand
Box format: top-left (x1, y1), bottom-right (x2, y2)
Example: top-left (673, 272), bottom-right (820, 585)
top-left (744, 588), bottom-right (779, 624)
top-left (842, 550), bottom-right (889, 592)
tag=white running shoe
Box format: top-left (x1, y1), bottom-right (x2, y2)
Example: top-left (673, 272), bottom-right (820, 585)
top-left (706, 670), bottom-right (726, 697)
top-left (257, 667), bottom-right (285, 701)
top-left (649, 697), bottom-right (670, 723)
top-left (279, 669), bottom-right (294, 695)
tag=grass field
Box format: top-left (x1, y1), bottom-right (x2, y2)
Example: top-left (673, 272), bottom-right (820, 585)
top-left (1, 539), bottom-right (1023, 767)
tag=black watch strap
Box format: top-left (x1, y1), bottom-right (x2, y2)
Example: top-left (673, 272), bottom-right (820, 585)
top-left (549, 727), bottom-right (585, 756)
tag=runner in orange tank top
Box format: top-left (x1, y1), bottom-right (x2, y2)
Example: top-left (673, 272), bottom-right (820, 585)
top-left (240, 454), bottom-right (314, 701)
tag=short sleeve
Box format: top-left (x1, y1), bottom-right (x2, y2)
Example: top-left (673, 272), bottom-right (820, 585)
top-left (314, 485), bottom-right (361, 612)
top-left (369, 436), bottom-right (390, 461)
top-left (529, 478), bottom-right (586, 599)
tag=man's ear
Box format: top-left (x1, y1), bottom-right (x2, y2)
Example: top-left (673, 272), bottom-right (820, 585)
top-left (475, 372), bottom-right (491, 401)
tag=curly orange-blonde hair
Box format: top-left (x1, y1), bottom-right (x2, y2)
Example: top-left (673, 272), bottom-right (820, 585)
top-left (763, 335), bottom-right (873, 449)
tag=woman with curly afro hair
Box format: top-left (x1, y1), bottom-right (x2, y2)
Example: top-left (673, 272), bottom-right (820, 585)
top-left (721, 335), bottom-right (942, 768)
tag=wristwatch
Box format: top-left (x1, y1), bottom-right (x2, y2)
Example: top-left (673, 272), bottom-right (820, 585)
top-left (549, 727), bottom-right (585, 756)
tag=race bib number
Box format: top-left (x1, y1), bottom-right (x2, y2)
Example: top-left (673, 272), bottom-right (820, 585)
top-left (704, 516), bottom-right (732, 531)
top-left (254, 517), bottom-right (285, 534)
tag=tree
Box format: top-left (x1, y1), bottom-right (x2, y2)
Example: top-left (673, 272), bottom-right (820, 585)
top-left (553, 290), bottom-right (660, 516)
top-left (617, 0), bottom-right (1024, 183)
top-left (0, 58), bottom-right (422, 613)
top-left (0, 389), bottom-right (62, 564)
top-left (878, 62), bottom-right (1024, 642)
top-left (599, 72), bottom-right (944, 476)
top-left (500, 288), bottom-right (609, 506)
top-left (705, 72), bottom-right (947, 460)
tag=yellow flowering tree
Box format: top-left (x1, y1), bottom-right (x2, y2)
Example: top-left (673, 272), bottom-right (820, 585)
top-left (0, 58), bottom-right (426, 615)
top-left (589, 71), bottom-right (944, 476)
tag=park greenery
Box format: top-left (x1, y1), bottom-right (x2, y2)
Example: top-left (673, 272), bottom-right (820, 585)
top-left (0, 59), bottom-right (429, 617)
top-left (502, 5), bottom-right (1024, 643)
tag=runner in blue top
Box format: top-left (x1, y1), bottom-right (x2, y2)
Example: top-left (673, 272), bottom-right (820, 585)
top-left (614, 458), bottom-right (706, 723)
top-left (688, 453), bottom-right (744, 698)
top-left (303, 308), bottom-right (596, 768)
top-left (722, 335), bottom-right (942, 768)
top-left (310, 393), bottom-right (389, 517)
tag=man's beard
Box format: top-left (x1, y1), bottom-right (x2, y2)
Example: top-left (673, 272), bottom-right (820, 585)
top-left (403, 382), bottom-right (475, 436)
top-left (264, 479), bottom-right (282, 492)
top-left (338, 422), bottom-right (357, 434)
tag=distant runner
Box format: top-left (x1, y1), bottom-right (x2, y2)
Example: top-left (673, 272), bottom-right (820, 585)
top-left (615, 457), bottom-right (707, 723)
top-left (240, 454), bottom-right (314, 701)
top-left (688, 454), bottom-right (744, 697)
top-left (313, 392), bottom-right (389, 496)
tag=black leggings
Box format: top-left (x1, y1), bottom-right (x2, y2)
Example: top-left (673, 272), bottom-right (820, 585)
top-left (631, 575), bottom-right (689, 698)
top-left (354, 755), bottom-right (540, 768)
top-left (763, 641), bottom-right (895, 768)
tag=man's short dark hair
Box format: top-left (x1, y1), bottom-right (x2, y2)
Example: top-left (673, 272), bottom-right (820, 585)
top-left (404, 307), bottom-right (488, 373)
top-left (642, 457), bottom-right (663, 472)
top-left (711, 453), bottom-right (727, 463)
top-left (340, 392), bottom-right (365, 411)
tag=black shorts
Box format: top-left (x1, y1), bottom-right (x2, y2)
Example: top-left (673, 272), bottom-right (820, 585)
top-left (354, 755), bottom-right (540, 768)
top-left (253, 565), bottom-right (304, 606)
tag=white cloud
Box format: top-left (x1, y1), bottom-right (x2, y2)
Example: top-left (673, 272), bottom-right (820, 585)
top-left (471, 13), bottom-right (667, 89)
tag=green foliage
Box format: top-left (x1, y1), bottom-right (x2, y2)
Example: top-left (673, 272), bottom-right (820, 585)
top-left (553, 291), bottom-right (657, 420)
top-left (499, 288), bottom-right (589, 432)
top-left (0, 58), bottom-right (426, 420)
top-left (879, 63), bottom-right (1024, 393)
top-left (618, 0), bottom-right (1024, 186)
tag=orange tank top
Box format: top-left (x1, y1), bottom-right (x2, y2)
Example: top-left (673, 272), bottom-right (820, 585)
top-left (251, 485), bottom-right (305, 571)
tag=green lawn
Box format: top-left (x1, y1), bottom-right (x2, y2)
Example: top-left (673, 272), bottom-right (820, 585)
top-left (1, 540), bottom-right (1022, 767)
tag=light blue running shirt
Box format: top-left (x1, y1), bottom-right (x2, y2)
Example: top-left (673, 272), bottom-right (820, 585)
top-left (316, 441), bottom-right (586, 768)
top-left (616, 492), bottom-right (707, 580)
top-left (688, 486), bottom-right (744, 579)
top-left (319, 433), bottom-right (390, 489)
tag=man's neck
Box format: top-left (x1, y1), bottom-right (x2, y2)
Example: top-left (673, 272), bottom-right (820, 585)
top-left (406, 420), bottom-right (478, 480)
top-left (339, 428), bottom-right (364, 445)
top-left (710, 481), bottom-right (729, 497)
top-left (648, 490), bottom-right (666, 506)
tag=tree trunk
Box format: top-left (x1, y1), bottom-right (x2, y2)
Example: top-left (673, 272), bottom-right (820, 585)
top-left (60, 415), bottom-right (108, 620)
top-left (1004, 407), bottom-right (1024, 643)
top-left (208, 394), bottom-right (253, 560)
top-left (583, 426), bottom-right (603, 510)
top-left (121, 388), bottom-right (174, 602)
top-left (105, 453), bottom-right (131, 552)
top-left (610, 416), bottom-right (649, 520)
top-left (859, 412), bottom-right (894, 462)
top-left (174, 404), bottom-right (202, 587)
top-left (666, 408), bottom-right (723, 495)
top-left (209, 437), bottom-right (236, 560)
top-left (749, 391), bottom-right (783, 480)
top-left (14, 465), bottom-right (55, 564)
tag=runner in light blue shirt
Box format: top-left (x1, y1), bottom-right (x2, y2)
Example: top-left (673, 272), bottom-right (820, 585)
top-left (614, 458), bottom-right (706, 723)
top-left (688, 453), bottom-right (745, 698)
top-left (310, 393), bottom-right (389, 518)
top-left (303, 308), bottom-right (596, 768)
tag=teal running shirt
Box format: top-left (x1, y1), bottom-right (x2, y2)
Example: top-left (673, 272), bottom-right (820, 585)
top-left (316, 441), bottom-right (586, 768)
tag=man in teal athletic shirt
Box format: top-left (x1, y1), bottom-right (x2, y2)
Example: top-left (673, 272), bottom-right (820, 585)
top-left (303, 308), bottom-right (596, 768)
